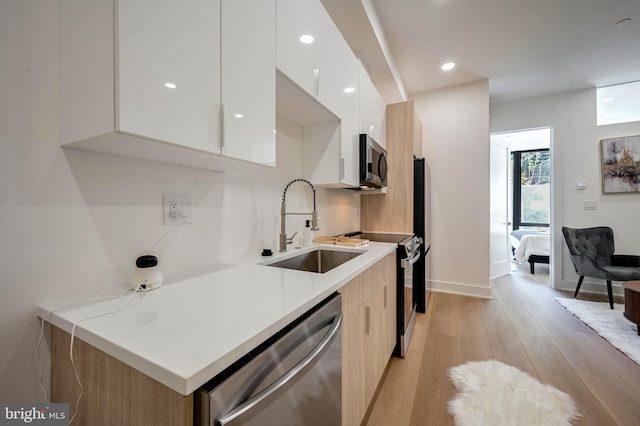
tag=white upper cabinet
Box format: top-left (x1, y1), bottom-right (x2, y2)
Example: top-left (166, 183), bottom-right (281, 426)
top-left (317, 15), bottom-right (360, 187)
top-left (117, 0), bottom-right (220, 153)
top-left (276, 0), bottom-right (359, 114)
top-left (59, 0), bottom-right (274, 171)
top-left (277, 0), bottom-right (361, 187)
top-left (276, 0), bottom-right (323, 97)
top-left (359, 63), bottom-right (387, 149)
top-left (221, 0), bottom-right (276, 166)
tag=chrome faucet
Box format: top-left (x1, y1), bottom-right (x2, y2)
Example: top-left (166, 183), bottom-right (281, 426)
top-left (280, 179), bottom-right (319, 252)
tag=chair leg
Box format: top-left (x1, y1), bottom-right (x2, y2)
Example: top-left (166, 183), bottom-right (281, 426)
top-left (574, 276), bottom-right (584, 297)
top-left (606, 280), bottom-right (614, 309)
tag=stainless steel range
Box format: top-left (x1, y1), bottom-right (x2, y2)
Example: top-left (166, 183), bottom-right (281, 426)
top-left (349, 232), bottom-right (423, 357)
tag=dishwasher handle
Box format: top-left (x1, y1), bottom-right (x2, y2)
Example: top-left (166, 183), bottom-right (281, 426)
top-left (216, 311), bottom-right (343, 426)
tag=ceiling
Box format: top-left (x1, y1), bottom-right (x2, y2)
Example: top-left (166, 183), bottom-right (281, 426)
top-left (322, 0), bottom-right (640, 104)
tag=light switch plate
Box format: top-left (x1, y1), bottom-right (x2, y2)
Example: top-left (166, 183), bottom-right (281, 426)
top-left (164, 194), bottom-right (192, 225)
top-left (584, 200), bottom-right (597, 210)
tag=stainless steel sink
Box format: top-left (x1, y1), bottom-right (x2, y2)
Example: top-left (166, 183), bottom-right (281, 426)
top-left (264, 249), bottom-right (363, 273)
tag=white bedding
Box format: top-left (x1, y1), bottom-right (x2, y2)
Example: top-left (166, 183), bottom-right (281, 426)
top-left (514, 234), bottom-right (550, 263)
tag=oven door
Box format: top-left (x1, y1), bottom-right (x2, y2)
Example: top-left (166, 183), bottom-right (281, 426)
top-left (398, 251), bottom-right (420, 357)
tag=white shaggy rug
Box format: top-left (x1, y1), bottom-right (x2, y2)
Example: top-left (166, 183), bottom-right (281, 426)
top-left (448, 360), bottom-right (580, 426)
top-left (555, 297), bottom-right (640, 365)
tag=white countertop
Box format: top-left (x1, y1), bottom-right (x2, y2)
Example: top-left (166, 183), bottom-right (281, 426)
top-left (38, 242), bottom-right (396, 396)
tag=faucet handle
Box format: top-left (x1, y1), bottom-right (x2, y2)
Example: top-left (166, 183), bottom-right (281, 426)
top-left (286, 231), bottom-right (298, 244)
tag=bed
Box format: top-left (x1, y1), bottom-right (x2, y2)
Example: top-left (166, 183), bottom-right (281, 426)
top-left (511, 229), bottom-right (550, 274)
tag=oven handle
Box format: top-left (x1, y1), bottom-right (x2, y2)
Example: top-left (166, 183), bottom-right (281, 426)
top-left (216, 311), bottom-right (342, 426)
top-left (401, 252), bottom-right (421, 269)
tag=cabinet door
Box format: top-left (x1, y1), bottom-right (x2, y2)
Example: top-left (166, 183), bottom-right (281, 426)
top-left (342, 308), bottom-right (367, 426)
top-left (316, 17), bottom-right (360, 187)
top-left (366, 285), bottom-right (387, 403)
top-left (315, 13), bottom-right (359, 115)
top-left (370, 83), bottom-right (387, 148)
top-left (384, 274), bottom-right (397, 357)
top-left (117, 0), bottom-right (221, 153)
top-left (359, 62), bottom-right (387, 149)
top-left (221, 0), bottom-right (276, 166)
top-left (276, 0), bottom-right (322, 96)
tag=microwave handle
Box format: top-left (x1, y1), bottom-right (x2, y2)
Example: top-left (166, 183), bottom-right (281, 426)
top-left (378, 151), bottom-right (388, 182)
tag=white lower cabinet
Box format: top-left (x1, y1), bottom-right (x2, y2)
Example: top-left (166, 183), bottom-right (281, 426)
top-left (340, 253), bottom-right (396, 426)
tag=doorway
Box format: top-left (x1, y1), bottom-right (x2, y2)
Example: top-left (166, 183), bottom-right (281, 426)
top-left (490, 128), bottom-right (551, 281)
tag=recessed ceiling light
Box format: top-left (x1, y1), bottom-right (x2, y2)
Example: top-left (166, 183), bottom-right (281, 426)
top-left (602, 97), bottom-right (614, 103)
top-left (441, 62), bottom-right (455, 71)
top-left (234, 113), bottom-right (244, 118)
top-left (616, 18), bottom-right (632, 28)
top-left (300, 35), bottom-right (314, 44)
top-left (165, 82), bottom-right (177, 89)
top-left (344, 87), bottom-right (356, 93)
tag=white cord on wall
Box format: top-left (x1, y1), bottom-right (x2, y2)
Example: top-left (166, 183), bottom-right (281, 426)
top-left (67, 286), bottom-right (142, 424)
top-left (153, 223), bottom-right (177, 252)
top-left (35, 286), bottom-right (143, 424)
top-left (35, 289), bottom-right (132, 402)
top-left (36, 221), bottom-right (177, 421)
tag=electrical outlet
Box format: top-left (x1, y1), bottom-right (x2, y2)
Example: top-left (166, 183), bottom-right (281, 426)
top-left (164, 194), bottom-right (192, 225)
top-left (584, 200), bottom-right (597, 210)
top-left (169, 201), bottom-right (178, 219)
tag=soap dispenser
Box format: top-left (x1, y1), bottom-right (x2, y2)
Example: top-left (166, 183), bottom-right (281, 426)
top-left (303, 220), bottom-right (313, 246)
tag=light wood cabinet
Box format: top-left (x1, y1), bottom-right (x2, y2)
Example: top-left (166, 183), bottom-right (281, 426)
top-left (361, 100), bottom-right (422, 232)
top-left (60, 0), bottom-right (275, 171)
top-left (50, 326), bottom-right (192, 426)
top-left (340, 253), bottom-right (396, 426)
top-left (342, 303), bottom-right (368, 426)
top-left (384, 273), bottom-right (397, 364)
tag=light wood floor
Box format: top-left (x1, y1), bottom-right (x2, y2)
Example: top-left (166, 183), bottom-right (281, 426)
top-left (364, 265), bottom-right (640, 426)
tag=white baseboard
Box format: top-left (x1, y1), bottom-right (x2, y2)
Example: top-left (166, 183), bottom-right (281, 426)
top-left (427, 279), bottom-right (492, 299)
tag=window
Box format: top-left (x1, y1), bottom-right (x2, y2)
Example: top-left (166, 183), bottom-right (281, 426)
top-left (597, 81), bottom-right (640, 126)
top-left (512, 149), bottom-right (550, 229)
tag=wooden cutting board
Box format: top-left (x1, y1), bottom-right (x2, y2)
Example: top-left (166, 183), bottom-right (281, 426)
top-left (313, 236), bottom-right (370, 247)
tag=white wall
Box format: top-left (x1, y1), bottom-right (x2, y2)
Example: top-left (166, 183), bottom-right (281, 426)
top-left (491, 87), bottom-right (640, 295)
top-left (413, 80), bottom-right (491, 298)
top-left (0, 1), bottom-right (359, 402)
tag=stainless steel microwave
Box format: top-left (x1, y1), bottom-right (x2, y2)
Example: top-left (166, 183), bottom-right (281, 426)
top-left (359, 134), bottom-right (388, 189)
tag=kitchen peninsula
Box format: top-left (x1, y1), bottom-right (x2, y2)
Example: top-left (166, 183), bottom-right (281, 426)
top-left (39, 242), bottom-right (396, 425)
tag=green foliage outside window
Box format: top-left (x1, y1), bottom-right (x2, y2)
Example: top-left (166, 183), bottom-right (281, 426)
top-left (520, 150), bottom-right (550, 225)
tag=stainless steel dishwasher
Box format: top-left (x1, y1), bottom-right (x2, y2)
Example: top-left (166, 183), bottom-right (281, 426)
top-left (195, 293), bottom-right (342, 426)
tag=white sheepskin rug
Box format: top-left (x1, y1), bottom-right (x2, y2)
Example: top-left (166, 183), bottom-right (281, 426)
top-left (555, 297), bottom-right (640, 365)
top-left (448, 360), bottom-right (580, 426)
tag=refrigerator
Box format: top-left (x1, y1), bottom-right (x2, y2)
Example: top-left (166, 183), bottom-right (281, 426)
top-left (414, 158), bottom-right (431, 313)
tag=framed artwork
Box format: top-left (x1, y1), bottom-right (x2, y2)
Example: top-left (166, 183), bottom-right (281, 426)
top-left (601, 135), bottom-right (640, 193)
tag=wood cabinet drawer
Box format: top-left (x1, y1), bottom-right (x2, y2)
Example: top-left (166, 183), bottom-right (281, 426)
top-left (339, 252), bottom-right (395, 321)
